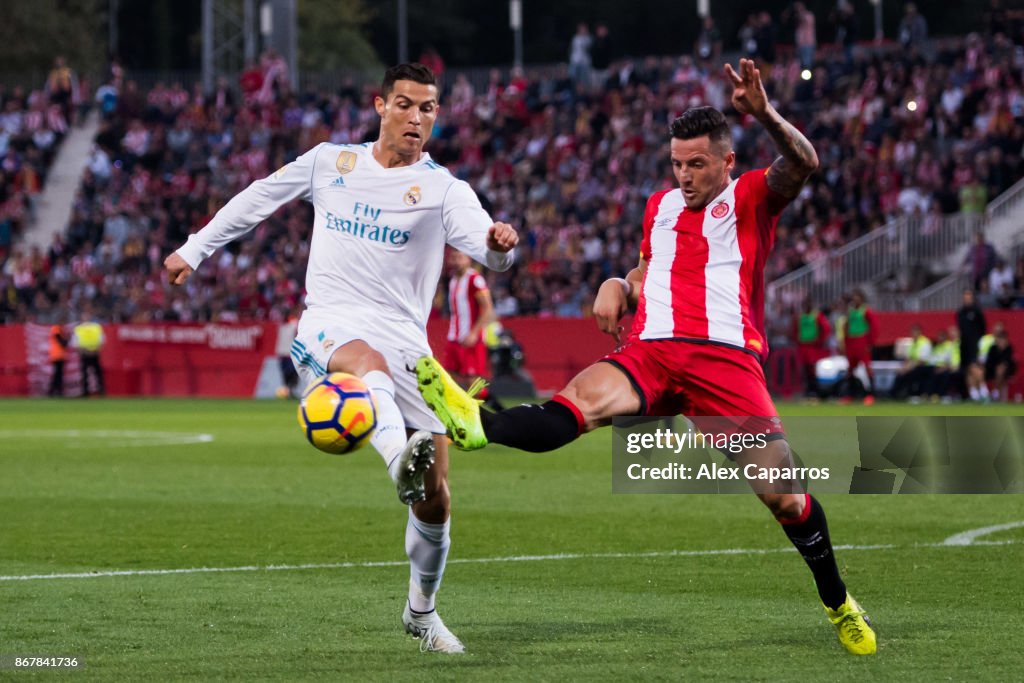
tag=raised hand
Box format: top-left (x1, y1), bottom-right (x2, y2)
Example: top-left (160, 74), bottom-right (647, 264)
top-left (724, 58), bottom-right (769, 118)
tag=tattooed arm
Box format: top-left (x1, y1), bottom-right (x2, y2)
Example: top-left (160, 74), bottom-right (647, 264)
top-left (724, 58), bottom-right (819, 198)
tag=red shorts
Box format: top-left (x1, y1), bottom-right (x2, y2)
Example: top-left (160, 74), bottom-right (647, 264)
top-left (845, 337), bottom-right (872, 369)
top-left (444, 339), bottom-right (488, 377)
top-left (603, 339), bottom-right (784, 436)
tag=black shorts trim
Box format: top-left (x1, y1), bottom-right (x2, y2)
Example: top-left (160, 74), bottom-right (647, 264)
top-left (599, 358), bottom-right (648, 416)
top-left (640, 336), bottom-right (761, 360)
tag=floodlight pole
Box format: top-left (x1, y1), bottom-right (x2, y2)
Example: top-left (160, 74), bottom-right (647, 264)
top-left (202, 0), bottom-right (214, 92)
top-left (510, 0), bottom-right (523, 69)
top-left (398, 0), bottom-right (408, 63)
top-left (109, 0), bottom-right (119, 58)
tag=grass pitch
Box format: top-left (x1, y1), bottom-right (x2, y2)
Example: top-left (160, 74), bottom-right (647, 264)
top-left (1, 398), bottom-right (1023, 680)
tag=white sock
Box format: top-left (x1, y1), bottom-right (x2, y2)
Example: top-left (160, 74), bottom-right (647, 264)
top-left (969, 387), bottom-right (979, 400)
top-left (405, 508), bottom-right (450, 613)
top-left (362, 370), bottom-right (406, 480)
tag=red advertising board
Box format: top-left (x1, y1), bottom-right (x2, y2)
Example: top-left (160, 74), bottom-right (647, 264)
top-left (1, 311), bottom-right (1021, 397)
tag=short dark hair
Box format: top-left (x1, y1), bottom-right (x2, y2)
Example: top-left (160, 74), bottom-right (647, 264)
top-left (669, 106), bottom-right (731, 151)
top-left (381, 63), bottom-right (437, 100)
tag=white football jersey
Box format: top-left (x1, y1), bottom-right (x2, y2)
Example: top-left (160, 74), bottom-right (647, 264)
top-left (176, 142), bottom-right (514, 349)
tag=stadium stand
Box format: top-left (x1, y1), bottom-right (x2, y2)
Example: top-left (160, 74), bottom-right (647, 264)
top-left (3, 21), bottom-right (1024, 328)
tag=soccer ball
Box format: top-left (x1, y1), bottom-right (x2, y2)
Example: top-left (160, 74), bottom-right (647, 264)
top-left (297, 373), bottom-right (378, 455)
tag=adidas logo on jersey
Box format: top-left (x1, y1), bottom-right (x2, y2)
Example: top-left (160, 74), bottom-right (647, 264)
top-left (329, 176), bottom-right (346, 187)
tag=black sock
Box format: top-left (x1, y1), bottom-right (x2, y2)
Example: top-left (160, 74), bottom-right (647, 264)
top-left (780, 495), bottom-right (847, 609)
top-left (481, 399), bottom-right (581, 452)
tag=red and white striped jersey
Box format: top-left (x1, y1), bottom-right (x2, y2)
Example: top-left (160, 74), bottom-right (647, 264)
top-left (447, 269), bottom-right (488, 342)
top-left (632, 169), bottom-right (790, 359)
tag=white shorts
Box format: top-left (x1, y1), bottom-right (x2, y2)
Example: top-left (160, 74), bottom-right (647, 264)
top-left (290, 321), bottom-right (444, 434)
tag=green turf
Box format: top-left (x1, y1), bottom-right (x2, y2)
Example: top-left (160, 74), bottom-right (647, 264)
top-left (1, 398), bottom-right (1023, 680)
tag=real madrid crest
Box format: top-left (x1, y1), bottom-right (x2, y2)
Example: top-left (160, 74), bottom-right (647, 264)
top-left (404, 186), bottom-right (422, 206)
top-left (336, 151), bottom-right (357, 175)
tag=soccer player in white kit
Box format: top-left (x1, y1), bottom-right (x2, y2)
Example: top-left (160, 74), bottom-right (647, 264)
top-left (164, 64), bottom-right (518, 654)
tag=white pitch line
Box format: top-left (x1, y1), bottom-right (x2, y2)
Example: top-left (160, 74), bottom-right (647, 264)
top-left (0, 540), bottom-right (1018, 583)
top-left (941, 520), bottom-right (1024, 546)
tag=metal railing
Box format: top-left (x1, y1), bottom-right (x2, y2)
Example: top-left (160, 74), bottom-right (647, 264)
top-left (880, 176), bottom-right (1024, 311)
top-left (767, 176), bottom-right (1024, 314)
top-left (766, 212), bottom-right (984, 313)
top-left (767, 216), bottom-right (904, 314)
top-left (877, 272), bottom-right (970, 312)
top-left (985, 175), bottom-right (1024, 223)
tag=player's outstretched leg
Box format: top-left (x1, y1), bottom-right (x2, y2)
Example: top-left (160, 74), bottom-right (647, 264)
top-left (392, 430), bottom-right (436, 505)
top-left (414, 357), bottom-right (488, 449)
top-left (775, 492), bottom-right (876, 655)
top-left (417, 355), bottom-right (633, 453)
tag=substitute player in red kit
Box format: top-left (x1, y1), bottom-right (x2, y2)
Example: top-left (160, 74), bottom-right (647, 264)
top-left (840, 289), bottom-right (877, 405)
top-left (795, 298), bottom-right (832, 398)
top-left (444, 249), bottom-right (503, 409)
top-left (416, 59), bottom-right (876, 655)
top-left (445, 250), bottom-right (491, 378)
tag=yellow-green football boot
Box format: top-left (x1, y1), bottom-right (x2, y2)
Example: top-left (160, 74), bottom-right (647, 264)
top-left (414, 356), bottom-right (488, 450)
top-left (825, 593), bottom-right (877, 655)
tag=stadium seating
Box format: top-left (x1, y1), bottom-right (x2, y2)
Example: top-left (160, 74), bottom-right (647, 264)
top-left (3, 31), bottom-right (1024, 327)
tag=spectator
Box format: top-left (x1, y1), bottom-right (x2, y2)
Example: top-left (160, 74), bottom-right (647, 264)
top-left (739, 16), bottom-right (760, 60)
top-left (989, 258), bottom-right (1015, 306)
top-left (792, 3), bottom-right (817, 69)
top-left (419, 47), bottom-right (446, 89)
top-left (965, 232), bottom-right (997, 290)
top-left (967, 321), bottom-right (1001, 401)
top-left (984, 328), bottom-right (1017, 401)
top-left (95, 81), bottom-right (118, 119)
top-left (755, 12), bottom-right (778, 65)
top-left (275, 307), bottom-right (300, 397)
top-left (899, 3), bottom-right (929, 51)
top-left (959, 175), bottom-right (987, 213)
top-left (46, 56), bottom-right (76, 123)
top-left (591, 25), bottom-right (613, 88)
top-left (72, 312), bottom-right (105, 397)
top-left (831, 1), bottom-right (858, 64)
top-left (925, 327), bottom-right (960, 401)
top-left (957, 289), bottom-right (987, 368)
top-left (568, 23), bottom-right (593, 86)
top-left (695, 15), bottom-right (722, 63)
top-left (890, 324), bottom-right (933, 400)
top-left (46, 322), bottom-right (68, 397)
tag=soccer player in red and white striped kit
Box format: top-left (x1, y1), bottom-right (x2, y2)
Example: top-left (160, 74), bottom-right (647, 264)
top-left (417, 59), bottom-right (876, 655)
top-left (444, 249), bottom-right (503, 409)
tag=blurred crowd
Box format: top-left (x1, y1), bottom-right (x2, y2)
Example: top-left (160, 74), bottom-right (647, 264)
top-left (0, 57), bottom-right (84, 269)
top-left (3, 2), bottom-right (1024, 326)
